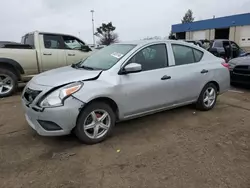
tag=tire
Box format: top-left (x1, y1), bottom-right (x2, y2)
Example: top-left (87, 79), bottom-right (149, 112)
top-left (75, 102), bottom-right (116, 144)
top-left (0, 68), bottom-right (18, 98)
top-left (196, 83), bottom-right (218, 111)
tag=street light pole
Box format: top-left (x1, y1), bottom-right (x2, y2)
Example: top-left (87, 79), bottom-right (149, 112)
top-left (90, 10), bottom-right (95, 47)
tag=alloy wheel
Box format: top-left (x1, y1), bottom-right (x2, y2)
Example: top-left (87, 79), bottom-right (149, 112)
top-left (0, 74), bottom-right (13, 95)
top-left (83, 109), bottom-right (111, 139)
top-left (203, 87), bottom-right (216, 108)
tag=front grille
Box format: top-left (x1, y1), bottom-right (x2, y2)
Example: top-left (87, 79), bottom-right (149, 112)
top-left (233, 65), bottom-right (250, 75)
top-left (23, 88), bottom-right (41, 104)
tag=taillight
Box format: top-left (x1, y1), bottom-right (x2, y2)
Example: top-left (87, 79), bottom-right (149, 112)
top-left (221, 62), bottom-right (229, 69)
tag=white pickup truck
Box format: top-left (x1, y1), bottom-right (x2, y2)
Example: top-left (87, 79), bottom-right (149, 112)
top-left (0, 31), bottom-right (93, 97)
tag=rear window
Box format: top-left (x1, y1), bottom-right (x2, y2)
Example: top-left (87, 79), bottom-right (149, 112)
top-left (213, 41), bottom-right (223, 48)
top-left (22, 34), bottom-right (34, 47)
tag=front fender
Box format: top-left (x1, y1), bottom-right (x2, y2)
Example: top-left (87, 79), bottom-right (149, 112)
top-left (72, 80), bottom-right (124, 118)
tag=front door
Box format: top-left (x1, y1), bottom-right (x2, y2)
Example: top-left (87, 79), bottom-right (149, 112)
top-left (118, 44), bottom-right (175, 117)
top-left (40, 34), bottom-right (67, 72)
top-left (230, 41), bottom-right (241, 58)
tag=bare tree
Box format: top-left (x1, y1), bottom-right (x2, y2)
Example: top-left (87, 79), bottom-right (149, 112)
top-left (181, 9), bottom-right (195, 23)
top-left (95, 22), bottom-right (119, 45)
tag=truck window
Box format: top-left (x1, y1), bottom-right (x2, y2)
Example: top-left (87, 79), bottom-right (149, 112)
top-left (62, 35), bottom-right (85, 50)
top-left (22, 34), bottom-right (34, 47)
top-left (213, 41), bottom-right (223, 48)
top-left (43, 35), bottom-right (64, 49)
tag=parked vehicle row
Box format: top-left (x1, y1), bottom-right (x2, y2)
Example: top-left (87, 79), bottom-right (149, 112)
top-left (21, 40), bottom-right (230, 144)
top-left (208, 39), bottom-right (250, 61)
top-left (0, 31), bottom-right (93, 97)
top-left (185, 39), bottom-right (250, 61)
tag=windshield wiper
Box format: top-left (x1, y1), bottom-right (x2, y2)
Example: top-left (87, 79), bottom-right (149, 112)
top-left (71, 63), bottom-right (78, 68)
top-left (72, 63), bottom-right (101, 71)
top-left (71, 63), bottom-right (94, 70)
top-left (80, 65), bottom-right (95, 70)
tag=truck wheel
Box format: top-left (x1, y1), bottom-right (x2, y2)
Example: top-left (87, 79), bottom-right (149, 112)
top-left (0, 69), bottom-right (18, 98)
top-left (75, 102), bottom-right (116, 144)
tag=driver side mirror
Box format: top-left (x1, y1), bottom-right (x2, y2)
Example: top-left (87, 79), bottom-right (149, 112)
top-left (81, 45), bottom-right (92, 52)
top-left (119, 63), bottom-right (142, 75)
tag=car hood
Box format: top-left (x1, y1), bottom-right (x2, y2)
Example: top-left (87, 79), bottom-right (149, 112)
top-left (229, 56), bottom-right (250, 67)
top-left (31, 66), bottom-right (102, 87)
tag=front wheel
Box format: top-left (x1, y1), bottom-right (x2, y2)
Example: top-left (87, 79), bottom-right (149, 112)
top-left (196, 83), bottom-right (217, 111)
top-left (75, 102), bottom-right (116, 144)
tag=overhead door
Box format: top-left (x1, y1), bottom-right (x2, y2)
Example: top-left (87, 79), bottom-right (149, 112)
top-left (193, 30), bottom-right (206, 40)
top-left (239, 26), bottom-right (250, 47)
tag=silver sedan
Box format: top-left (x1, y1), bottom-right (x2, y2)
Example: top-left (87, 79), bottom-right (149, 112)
top-left (22, 40), bottom-right (230, 144)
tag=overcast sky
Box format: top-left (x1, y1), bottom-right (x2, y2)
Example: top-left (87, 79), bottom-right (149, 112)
top-left (0, 0), bottom-right (249, 44)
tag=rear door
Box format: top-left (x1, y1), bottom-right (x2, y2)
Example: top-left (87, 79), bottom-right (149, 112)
top-left (39, 34), bottom-right (67, 72)
top-left (62, 35), bottom-right (92, 65)
top-left (167, 43), bottom-right (209, 104)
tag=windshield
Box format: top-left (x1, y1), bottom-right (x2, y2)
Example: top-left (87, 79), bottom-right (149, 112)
top-left (77, 44), bottom-right (136, 70)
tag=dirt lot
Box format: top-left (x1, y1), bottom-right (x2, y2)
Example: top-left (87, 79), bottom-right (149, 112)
top-left (1, 88), bottom-right (250, 188)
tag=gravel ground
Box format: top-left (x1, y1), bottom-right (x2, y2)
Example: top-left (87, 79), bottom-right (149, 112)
top-left (0, 88), bottom-right (250, 188)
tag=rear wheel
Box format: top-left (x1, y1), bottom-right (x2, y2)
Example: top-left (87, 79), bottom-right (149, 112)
top-left (196, 83), bottom-right (217, 111)
top-left (75, 102), bottom-right (116, 144)
top-left (0, 69), bottom-right (17, 98)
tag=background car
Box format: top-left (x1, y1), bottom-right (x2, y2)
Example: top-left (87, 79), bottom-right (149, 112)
top-left (208, 39), bottom-right (250, 61)
top-left (228, 56), bottom-right (250, 85)
top-left (0, 31), bottom-right (92, 98)
top-left (21, 40), bottom-right (230, 144)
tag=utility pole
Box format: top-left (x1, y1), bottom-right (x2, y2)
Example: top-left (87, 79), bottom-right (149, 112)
top-left (90, 10), bottom-right (95, 47)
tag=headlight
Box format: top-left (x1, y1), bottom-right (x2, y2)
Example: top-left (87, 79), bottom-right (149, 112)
top-left (228, 61), bottom-right (236, 70)
top-left (39, 82), bottom-right (83, 108)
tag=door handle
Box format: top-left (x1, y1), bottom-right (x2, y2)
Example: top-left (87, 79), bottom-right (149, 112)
top-left (43, 53), bottom-right (52, 55)
top-left (68, 54), bottom-right (75, 56)
top-left (201, 69), bottom-right (209, 74)
top-left (161, 75), bottom-right (171, 80)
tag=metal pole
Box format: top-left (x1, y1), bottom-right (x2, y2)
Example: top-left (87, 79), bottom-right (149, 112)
top-left (90, 10), bottom-right (95, 47)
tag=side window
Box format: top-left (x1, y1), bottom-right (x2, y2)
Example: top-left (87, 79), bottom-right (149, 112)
top-left (193, 49), bottom-right (203, 62)
top-left (43, 35), bottom-right (64, 49)
top-left (62, 36), bottom-right (85, 50)
top-left (172, 44), bottom-right (195, 65)
top-left (231, 42), bottom-right (240, 50)
top-left (128, 44), bottom-right (168, 71)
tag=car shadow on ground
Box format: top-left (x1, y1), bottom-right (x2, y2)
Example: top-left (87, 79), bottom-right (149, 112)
top-left (114, 105), bottom-right (193, 136)
top-left (231, 83), bottom-right (250, 91)
top-left (34, 105), bottom-right (194, 148)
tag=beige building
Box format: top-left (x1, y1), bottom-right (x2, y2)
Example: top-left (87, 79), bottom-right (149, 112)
top-left (172, 13), bottom-right (250, 52)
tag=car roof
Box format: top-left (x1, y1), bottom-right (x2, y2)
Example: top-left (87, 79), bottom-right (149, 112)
top-left (24, 31), bottom-right (81, 38)
top-left (117, 39), bottom-right (189, 46)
